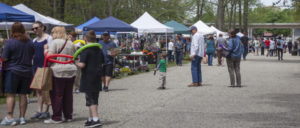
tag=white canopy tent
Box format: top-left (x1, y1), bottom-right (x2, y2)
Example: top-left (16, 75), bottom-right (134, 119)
top-left (131, 12), bottom-right (173, 62)
top-left (191, 20), bottom-right (215, 35)
top-left (131, 12), bottom-right (173, 34)
top-left (237, 32), bottom-right (244, 37)
top-left (210, 26), bottom-right (228, 38)
top-left (0, 4), bottom-right (73, 30)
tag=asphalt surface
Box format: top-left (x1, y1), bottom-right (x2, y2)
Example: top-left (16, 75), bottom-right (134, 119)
top-left (0, 53), bottom-right (300, 128)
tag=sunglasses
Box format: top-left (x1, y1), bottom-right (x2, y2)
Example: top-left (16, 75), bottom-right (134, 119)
top-left (31, 27), bottom-right (39, 31)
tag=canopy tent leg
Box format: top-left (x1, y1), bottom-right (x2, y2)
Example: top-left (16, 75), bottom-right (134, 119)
top-left (6, 22), bottom-right (9, 39)
top-left (165, 32), bottom-right (168, 64)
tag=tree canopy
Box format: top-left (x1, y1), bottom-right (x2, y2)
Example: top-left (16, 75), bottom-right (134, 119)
top-left (1, 0), bottom-right (299, 36)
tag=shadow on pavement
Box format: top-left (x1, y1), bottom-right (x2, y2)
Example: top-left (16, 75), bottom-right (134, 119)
top-left (108, 88), bottom-right (128, 92)
top-left (220, 93), bottom-right (300, 128)
top-left (246, 58), bottom-right (300, 64)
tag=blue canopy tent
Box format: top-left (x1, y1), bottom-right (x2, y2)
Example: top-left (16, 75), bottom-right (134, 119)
top-left (0, 2), bottom-right (35, 38)
top-left (76, 17), bottom-right (100, 31)
top-left (164, 20), bottom-right (189, 34)
top-left (84, 16), bottom-right (137, 33)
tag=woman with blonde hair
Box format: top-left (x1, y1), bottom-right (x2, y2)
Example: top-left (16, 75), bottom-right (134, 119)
top-left (44, 26), bottom-right (77, 124)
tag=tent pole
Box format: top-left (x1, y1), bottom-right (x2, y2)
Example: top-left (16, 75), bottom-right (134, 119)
top-left (166, 32), bottom-right (168, 64)
top-left (5, 22), bottom-right (9, 39)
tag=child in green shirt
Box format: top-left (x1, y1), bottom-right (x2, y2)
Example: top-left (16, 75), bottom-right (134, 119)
top-left (155, 53), bottom-right (167, 89)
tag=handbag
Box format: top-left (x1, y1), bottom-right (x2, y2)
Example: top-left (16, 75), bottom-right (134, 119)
top-left (222, 39), bottom-right (236, 58)
top-left (30, 39), bottom-right (68, 90)
top-left (30, 53), bottom-right (53, 91)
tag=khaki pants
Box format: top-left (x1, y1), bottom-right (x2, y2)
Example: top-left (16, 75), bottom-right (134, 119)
top-left (226, 57), bottom-right (241, 86)
top-left (74, 69), bottom-right (81, 90)
top-left (159, 72), bottom-right (166, 87)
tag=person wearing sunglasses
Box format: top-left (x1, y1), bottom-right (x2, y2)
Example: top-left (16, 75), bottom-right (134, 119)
top-left (30, 21), bottom-right (53, 120)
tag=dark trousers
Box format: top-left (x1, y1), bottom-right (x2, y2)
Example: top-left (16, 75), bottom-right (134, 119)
top-left (50, 76), bottom-right (75, 121)
top-left (217, 50), bottom-right (223, 65)
top-left (277, 48), bottom-right (283, 60)
top-left (288, 46), bottom-right (292, 53)
top-left (191, 56), bottom-right (202, 83)
top-left (207, 53), bottom-right (213, 66)
top-left (226, 57), bottom-right (241, 86)
top-left (270, 49), bottom-right (274, 56)
top-left (243, 47), bottom-right (248, 59)
top-left (261, 47), bottom-right (265, 55)
top-left (167, 50), bottom-right (173, 61)
top-left (175, 51), bottom-right (183, 65)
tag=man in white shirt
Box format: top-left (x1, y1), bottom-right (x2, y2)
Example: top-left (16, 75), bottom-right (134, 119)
top-left (167, 40), bottom-right (174, 61)
top-left (189, 26), bottom-right (205, 87)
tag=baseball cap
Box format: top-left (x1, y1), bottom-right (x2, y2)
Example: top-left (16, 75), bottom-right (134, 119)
top-left (102, 31), bottom-right (110, 36)
top-left (190, 26), bottom-right (197, 31)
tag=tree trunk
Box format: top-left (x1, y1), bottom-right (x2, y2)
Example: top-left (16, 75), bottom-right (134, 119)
top-left (216, 0), bottom-right (225, 30)
top-left (239, 0), bottom-right (242, 32)
top-left (228, 0), bottom-right (235, 29)
top-left (196, 0), bottom-right (200, 20)
top-left (60, 0), bottom-right (65, 20)
top-left (199, 0), bottom-right (205, 19)
top-left (108, 0), bottom-right (113, 16)
top-left (53, 0), bottom-right (56, 18)
top-left (233, 0), bottom-right (237, 29)
top-left (243, 0), bottom-right (248, 33)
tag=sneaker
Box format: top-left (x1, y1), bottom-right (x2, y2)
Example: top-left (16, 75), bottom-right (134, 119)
top-left (103, 86), bottom-right (109, 92)
top-left (18, 118), bottom-right (26, 125)
top-left (84, 120), bottom-right (92, 127)
top-left (157, 86), bottom-right (165, 90)
top-left (87, 120), bottom-right (102, 127)
top-left (74, 89), bottom-right (80, 93)
top-left (64, 118), bottom-right (72, 122)
top-left (0, 117), bottom-right (17, 126)
top-left (39, 112), bottom-right (50, 119)
top-left (44, 119), bottom-right (63, 124)
top-left (31, 112), bottom-right (42, 119)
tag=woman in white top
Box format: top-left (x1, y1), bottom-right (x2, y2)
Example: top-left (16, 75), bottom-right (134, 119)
top-left (167, 39), bottom-right (174, 61)
top-left (270, 38), bottom-right (275, 56)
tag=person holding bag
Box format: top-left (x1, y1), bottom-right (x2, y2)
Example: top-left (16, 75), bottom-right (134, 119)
top-left (222, 29), bottom-right (242, 88)
top-left (44, 26), bottom-right (77, 124)
top-left (30, 21), bottom-right (52, 120)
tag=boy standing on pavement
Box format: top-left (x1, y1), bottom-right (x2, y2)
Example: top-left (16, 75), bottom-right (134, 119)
top-left (76, 30), bottom-right (104, 127)
top-left (155, 53), bottom-right (167, 89)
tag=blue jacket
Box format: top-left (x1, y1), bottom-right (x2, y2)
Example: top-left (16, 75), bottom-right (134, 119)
top-left (226, 37), bottom-right (242, 58)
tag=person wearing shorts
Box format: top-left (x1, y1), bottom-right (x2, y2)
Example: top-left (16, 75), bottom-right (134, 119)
top-left (1, 22), bottom-right (34, 126)
top-left (76, 30), bottom-right (104, 127)
top-left (99, 32), bottom-right (117, 92)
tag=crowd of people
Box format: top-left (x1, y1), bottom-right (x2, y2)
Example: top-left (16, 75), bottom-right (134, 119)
top-left (0, 22), bottom-right (109, 127)
top-left (0, 21), bottom-right (299, 128)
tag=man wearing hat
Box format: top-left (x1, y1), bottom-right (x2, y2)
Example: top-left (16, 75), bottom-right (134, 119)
top-left (188, 26), bottom-right (205, 87)
top-left (99, 32), bottom-right (117, 92)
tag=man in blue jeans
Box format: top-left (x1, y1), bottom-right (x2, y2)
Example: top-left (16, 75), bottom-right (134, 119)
top-left (188, 26), bottom-right (205, 87)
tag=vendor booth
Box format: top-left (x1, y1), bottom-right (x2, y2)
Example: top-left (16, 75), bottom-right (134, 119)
top-left (191, 20), bottom-right (215, 35)
top-left (0, 4), bottom-right (73, 32)
top-left (0, 2), bottom-right (35, 38)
